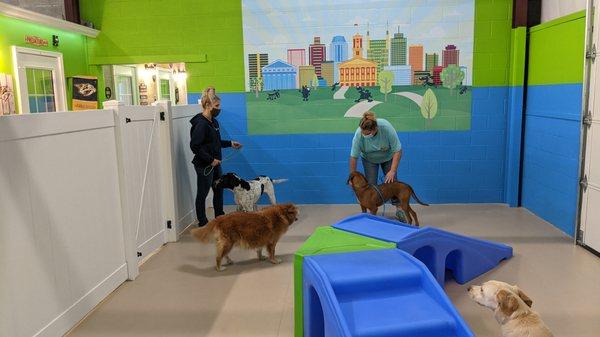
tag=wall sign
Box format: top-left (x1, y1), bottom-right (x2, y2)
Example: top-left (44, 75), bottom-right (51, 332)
top-left (25, 36), bottom-right (49, 47)
top-left (105, 87), bottom-right (112, 99)
top-left (0, 73), bottom-right (16, 115)
top-left (139, 82), bottom-right (149, 106)
top-left (72, 76), bottom-right (98, 111)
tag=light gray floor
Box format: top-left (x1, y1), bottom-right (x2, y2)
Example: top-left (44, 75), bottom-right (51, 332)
top-left (67, 205), bottom-right (600, 337)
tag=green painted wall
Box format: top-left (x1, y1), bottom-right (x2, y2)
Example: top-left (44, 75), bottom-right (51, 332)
top-left (509, 27), bottom-right (527, 86)
top-left (79, 0), bottom-right (245, 93)
top-left (527, 10), bottom-right (586, 85)
top-left (0, 14), bottom-right (92, 110)
top-left (473, 0), bottom-right (513, 87)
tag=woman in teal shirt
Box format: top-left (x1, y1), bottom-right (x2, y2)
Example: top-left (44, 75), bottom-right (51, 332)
top-left (349, 111), bottom-right (402, 185)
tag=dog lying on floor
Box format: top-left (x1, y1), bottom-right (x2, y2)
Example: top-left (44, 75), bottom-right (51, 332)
top-left (190, 204), bottom-right (299, 271)
top-left (468, 280), bottom-right (554, 337)
top-left (347, 171), bottom-right (428, 226)
top-left (213, 173), bottom-right (288, 212)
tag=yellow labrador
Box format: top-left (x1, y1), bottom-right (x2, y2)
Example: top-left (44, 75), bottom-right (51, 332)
top-left (468, 280), bottom-right (554, 337)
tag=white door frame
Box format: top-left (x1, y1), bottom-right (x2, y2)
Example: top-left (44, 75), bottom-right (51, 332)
top-left (577, 0), bottom-right (600, 255)
top-left (12, 46), bottom-right (67, 113)
top-left (113, 65), bottom-right (139, 105)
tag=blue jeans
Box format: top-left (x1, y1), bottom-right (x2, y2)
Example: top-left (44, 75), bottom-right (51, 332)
top-left (362, 158), bottom-right (393, 185)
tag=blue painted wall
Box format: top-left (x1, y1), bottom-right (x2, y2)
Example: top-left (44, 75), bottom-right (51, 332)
top-left (190, 86), bottom-right (508, 206)
top-left (520, 84), bottom-right (582, 236)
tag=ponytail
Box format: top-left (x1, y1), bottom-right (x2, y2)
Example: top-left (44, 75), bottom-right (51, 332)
top-left (200, 86), bottom-right (220, 109)
top-left (359, 111), bottom-right (377, 131)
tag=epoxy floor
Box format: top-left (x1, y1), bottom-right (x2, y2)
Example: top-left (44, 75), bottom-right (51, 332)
top-left (67, 204), bottom-right (600, 337)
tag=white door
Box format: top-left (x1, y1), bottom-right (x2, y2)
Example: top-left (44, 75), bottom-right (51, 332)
top-left (12, 46), bottom-right (67, 113)
top-left (113, 65), bottom-right (139, 105)
top-left (581, 7), bottom-right (600, 253)
top-left (117, 105), bottom-right (168, 263)
top-left (158, 69), bottom-right (175, 103)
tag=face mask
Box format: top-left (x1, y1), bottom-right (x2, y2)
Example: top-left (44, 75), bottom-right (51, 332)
top-left (363, 132), bottom-right (374, 139)
top-left (211, 108), bottom-right (221, 118)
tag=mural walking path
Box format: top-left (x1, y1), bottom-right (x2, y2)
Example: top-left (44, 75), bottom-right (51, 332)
top-left (344, 100), bottom-right (383, 117)
top-left (333, 85), bottom-right (349, 99)
top-left (393, 91), bottom-right (423, 106)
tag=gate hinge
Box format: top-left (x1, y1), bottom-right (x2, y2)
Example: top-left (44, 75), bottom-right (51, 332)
top-left (580, 175), bottom-right (588, 191)
top-left (586, 44), bottom-right (596, 61)
top-left (125, 117), bottom-right (132, 123)
top-left (583, 112), bottom-right (593, 127)
top-left (160, 111), bottom-right (165, 121)
top-left (137, 251), bottom-right (142, 257)
top-left (166, 220), bottom-right (172, 229)
top-left (577, 229), bottom-right (585, 243)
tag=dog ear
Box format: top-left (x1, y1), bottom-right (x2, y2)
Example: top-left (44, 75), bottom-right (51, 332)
top-left (516, 288), bottom-right (533, 307)
top-left (496, 290), bottom-right (519, 316)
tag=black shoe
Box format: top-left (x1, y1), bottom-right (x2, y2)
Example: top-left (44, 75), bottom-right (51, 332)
top-left (197, 220), bottom-right (208, 227)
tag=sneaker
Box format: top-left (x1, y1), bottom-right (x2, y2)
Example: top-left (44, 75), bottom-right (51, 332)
top-left (395, 209), bottom-right (407, 223)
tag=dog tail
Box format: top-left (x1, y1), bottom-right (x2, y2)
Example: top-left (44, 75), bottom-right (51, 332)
top-left (410, 188), bottom-right (429, 206)
top-left (271, 178), bottom-right (289, 184)
top-left (190, 220), bottom-right (217, 243)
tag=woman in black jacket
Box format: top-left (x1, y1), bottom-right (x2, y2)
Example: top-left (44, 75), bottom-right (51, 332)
top-left (190, 87), bottom-right (242, 226)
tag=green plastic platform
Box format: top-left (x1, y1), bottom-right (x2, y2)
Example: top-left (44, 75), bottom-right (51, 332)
top-left (294, 226), bottom-right (395, 337)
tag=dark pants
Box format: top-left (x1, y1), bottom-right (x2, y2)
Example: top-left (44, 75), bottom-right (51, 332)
top-left (194, 164), bottom-right (224, 227)
top-left (362, 158), bottom-right (393, 185)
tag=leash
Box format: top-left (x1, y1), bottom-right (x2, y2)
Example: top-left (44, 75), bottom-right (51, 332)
top-left (203, 149), bottom-right (241, 176)
top-left (370, 181), bottom-right (387, 217)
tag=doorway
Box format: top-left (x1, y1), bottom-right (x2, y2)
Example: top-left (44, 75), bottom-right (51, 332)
top-left (12, 46), bottom-right (67, 113)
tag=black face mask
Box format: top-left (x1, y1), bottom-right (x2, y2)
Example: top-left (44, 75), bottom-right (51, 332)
top-left (211, 108), bottom-right (221, 118)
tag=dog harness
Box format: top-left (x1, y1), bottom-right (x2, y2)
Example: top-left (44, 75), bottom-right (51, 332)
top-left (369, 184), bottom-right (386, 204)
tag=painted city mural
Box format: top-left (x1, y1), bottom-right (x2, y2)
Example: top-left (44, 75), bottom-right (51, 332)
top-left (242, 0), bottom-right (474, 134)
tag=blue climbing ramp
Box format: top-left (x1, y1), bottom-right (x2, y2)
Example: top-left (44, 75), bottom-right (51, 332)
top-left (303, 249), bottom-right (475, 337)
top-left (332, 213), bottom-right (513, 286)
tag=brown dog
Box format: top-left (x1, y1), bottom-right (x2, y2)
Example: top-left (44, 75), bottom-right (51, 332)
top-left (347, 171), bottom-right (428, 226)
top-left (190, 203), bottom-right (299, 271)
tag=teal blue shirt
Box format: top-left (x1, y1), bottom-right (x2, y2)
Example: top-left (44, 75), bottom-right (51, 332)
top-left (350, 118), bottom-right (402, 163)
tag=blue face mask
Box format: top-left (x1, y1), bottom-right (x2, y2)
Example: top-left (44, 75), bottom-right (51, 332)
top-left (363, 133), bottom-right (374, 139)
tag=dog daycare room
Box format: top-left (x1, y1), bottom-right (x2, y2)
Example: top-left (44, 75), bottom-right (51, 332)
top-left (2, 0), bottom-right (600, 336)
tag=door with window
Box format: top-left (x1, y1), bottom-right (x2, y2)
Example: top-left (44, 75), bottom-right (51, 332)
top-left (13, 47), bottom-right (67, 113)
top-left (157, 69), bottom-right (175, 103)
top-left (113, 65), bottom-right (138, 105)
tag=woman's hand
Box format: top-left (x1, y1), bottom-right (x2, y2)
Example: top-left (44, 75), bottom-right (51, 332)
top-left (211, 159), bottom-right (222, 167)
top-left (231, 141), bottom-right (243, 149)
top-left (384, 170), bottom-right (396, 183)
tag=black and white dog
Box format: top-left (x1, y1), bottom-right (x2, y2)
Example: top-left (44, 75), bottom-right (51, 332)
top-left (213, 173), bottom-right (288, 212)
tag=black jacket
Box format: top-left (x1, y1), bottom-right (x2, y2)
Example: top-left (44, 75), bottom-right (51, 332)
top-left (190, 114), bottom-right (231, 167)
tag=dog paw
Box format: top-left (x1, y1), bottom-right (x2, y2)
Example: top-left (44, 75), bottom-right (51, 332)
top-left (215, 266), bottom-right (227, 272)
top-left (269, 258), bottom-right (282, 264)
top-left (258, 255), bottom-right (268, 261)
top-left (224, 258), bottom-right (234, 266)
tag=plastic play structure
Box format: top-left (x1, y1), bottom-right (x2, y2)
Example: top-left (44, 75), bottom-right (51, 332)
top-left (295, 213), bottom-right (513, 337)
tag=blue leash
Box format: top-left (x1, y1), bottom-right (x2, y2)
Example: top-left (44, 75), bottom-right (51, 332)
top-left (203, 149), bottom-right (241, 176)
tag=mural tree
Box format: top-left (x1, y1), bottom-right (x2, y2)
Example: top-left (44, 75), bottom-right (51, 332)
top-left (440, 65), bottom-right (465, 93)
top-left (249, 77), bottom-right (264, 98)
top-left (378, 71), bottom-right (394, 102)
top-left (420, 88), bottom-right (438, 126)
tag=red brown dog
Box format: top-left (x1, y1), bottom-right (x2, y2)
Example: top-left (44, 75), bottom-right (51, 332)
top-left (347, 171), bottom-right (428, 226)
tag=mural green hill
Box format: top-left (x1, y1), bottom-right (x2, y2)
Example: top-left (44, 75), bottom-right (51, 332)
top-left (247, 86), bottom-right (471, 134)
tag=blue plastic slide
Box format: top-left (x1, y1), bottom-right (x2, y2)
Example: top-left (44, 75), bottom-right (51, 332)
top-left (332, 213), bottom-right (513, 286)
top-left (303, 249), bottom-right (475, 337)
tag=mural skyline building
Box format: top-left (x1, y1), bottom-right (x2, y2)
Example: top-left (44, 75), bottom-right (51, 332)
top-left (426, 53), bottom-right (439, 72)
top-left (390, 31), bottom-right (407, 66)
top-left (409, 44), bottom-right (424, 72)
top-left (352, 33), bottom-right (364, 58)
top-left (330, 36), bottom-right (348, 62)
top-left (248, 53), bottom-right (269, 79)
top-left (287, 48), bottom-right (306, 67)
top-left (309, 36), bottom-right (326, 78)
top-left (298, 65), bottom-right (316, 87)
top-left (262, 59), bottom-right (297, 90)
top-left (443, 44), bottom-right (460, 67)
top-left (321, 61), bottom-right (334, 85)
top-left (366, 24), bottom-right (390, 73)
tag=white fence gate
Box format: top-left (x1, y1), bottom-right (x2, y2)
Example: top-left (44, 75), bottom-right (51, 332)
top-left (111, 102), bottom-right (174, 268)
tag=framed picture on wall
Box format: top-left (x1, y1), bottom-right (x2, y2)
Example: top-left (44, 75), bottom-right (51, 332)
top-left (0, 73), bottom-right (16, 115)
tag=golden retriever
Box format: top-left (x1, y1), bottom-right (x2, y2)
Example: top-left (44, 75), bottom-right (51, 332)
top-left (191, 203), bottom-right (299, 271)
top-left (468, 280), bottom-right (554, 337)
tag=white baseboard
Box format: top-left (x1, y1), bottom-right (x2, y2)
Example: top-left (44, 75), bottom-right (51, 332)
top-left (177, 209), bottom-right (196, 237)
top-left (33, 264), bottom-right (128, 337)
top-left (137, 230), bottom-right (166, 265)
